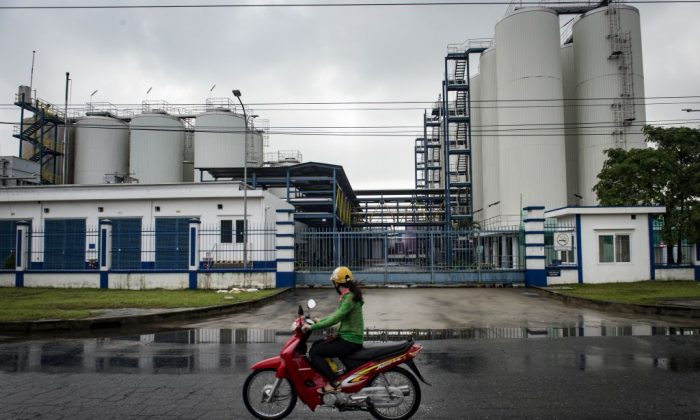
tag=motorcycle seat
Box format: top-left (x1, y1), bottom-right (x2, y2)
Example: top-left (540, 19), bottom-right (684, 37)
top-left (345, 340), bottom-right (413, 361)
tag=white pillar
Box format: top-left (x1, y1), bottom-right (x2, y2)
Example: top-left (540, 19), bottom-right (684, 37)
top-left (523, 206), bottom-right (546, 287)
top-left (275, 209), bottom-right (295, 288)
top-left (188, 218), bottom-right (201, 289)
top-left (99, 220), bottom-right (112, 289)
top-left (15, 221), bottom-right (30, 287)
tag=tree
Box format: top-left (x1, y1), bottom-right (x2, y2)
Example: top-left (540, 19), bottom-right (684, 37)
top-left (593, 126), bottom-right (700, 264)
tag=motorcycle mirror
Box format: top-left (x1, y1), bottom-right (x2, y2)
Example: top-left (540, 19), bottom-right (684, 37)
top-left (307, 299), bottom-right (317, 310)
top-left (298, 305), bottom-right (304, 316)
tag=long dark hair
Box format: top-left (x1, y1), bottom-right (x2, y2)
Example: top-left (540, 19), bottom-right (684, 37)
top-left (347, 281), bottom-right (363, 303)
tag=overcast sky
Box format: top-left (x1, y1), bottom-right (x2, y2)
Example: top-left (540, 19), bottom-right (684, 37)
top-left (1, 0), bottom-right (699, 190)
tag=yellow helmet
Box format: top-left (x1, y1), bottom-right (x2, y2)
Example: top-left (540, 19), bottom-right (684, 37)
top-left (330, 266), bottom-right (353, 284)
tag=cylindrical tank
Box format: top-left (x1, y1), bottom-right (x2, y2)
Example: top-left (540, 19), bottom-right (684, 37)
top-left (247, 131), bottom-right (264, 168)
top-left (479, 48), bottom-right (500, 223)
top-left (129, 111), bottom-right (184, 183)
top-left (18, 85), bottom-right (31, 103)
top-left (73, 115), bottom-right (129, 184)
top-left (495, 7), bottom-right (567, 216)
top-left (561, 43), bottom-right (579, 206)
top-left (470, 73), bottom-right (483, 222)
top-left (194, 110), bottom-right (246, 170)
top-left (574, 4), bottom-right (645, 205)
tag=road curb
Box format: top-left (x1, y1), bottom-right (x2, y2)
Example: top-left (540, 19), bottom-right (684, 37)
top-left (533, 286), bottom-right (700, 319)
top-left (0, 288), bottom-right (291, 333)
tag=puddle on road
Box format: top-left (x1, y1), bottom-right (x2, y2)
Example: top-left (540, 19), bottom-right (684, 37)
top-left (0, 326), bottom-right (699, 375)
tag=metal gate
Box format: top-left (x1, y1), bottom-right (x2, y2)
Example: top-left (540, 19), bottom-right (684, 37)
top-left (155, 218), bottom-right (190, 270)
top-left (294, 228), bottom-right (525, 286)
top-left (44, 219), bottom-right (87, 270)
top-left (111, 218), bottom-right (142, 270)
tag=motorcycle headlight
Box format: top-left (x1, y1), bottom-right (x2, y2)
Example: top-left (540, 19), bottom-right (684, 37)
top-left (291, 321), bottom-right (298, 332)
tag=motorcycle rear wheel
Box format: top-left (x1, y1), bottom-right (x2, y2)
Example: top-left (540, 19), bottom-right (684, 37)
top-left (242, 369), bottom-right (297, 420)
top-left (368, 366), bottom-right (421, 420)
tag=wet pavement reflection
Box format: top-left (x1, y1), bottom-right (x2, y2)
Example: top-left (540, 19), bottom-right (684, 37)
top-left (1, 325), bottom-right (699, 375)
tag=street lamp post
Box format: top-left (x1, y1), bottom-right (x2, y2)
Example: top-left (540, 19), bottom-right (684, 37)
top-left (232, 89), bottom-right (248, 267)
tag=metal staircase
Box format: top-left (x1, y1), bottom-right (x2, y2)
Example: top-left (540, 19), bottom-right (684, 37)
top-left (442, 42), bottom-right (486, 227)
top-left (13, 95), bottom-right (66, 184)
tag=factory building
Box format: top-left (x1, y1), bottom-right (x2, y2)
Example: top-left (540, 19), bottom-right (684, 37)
top-left (416, 1), bottom-right (646, 228)
top-left (2, 0), bottom-right (696, 289)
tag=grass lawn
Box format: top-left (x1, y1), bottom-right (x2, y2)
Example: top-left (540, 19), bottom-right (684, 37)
top-left (0, 287), bottom-right (281, 322)
top-left (553, 281), bottom-right (700, 305)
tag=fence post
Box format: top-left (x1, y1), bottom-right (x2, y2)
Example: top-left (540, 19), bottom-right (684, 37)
top-left (429, 231), bottom-right (434, 284)
top-left (523, 206), bottom-right (546, 287)
top-left (14, 221), bottom-right (30, 288)
top-left (695, 242), bottom-right (699, 281)
top-left (384, 231), bottom-right (388, 285)
top-left (276, 209), bottom-right (295, 288)
top-left (99, 220), bottom-right (112, 289)
top-left (188, 218), bottom-right (201, 290)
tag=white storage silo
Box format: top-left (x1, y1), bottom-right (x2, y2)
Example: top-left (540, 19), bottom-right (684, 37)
top-left (129, 111), bottom-right (185, 183)
top-left (479, 48), bottom-right (500, 223)
top-left (561, 43), bottom-right (579, 206)
top-left (574, 4), bottom-right (646, 205)
top-left (470, 73), bottom-right (483, 221)
top-left (495, 7), bottom-right (567, 216)
top-left (194, 110), bottom-right (246, 171)
top-left (247, 131), bottom-right (264, 168)
top-left (73, 115), bottom-right (129, 184)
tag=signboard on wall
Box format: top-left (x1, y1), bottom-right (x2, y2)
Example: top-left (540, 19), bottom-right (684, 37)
top-left (554, 233), bottom-right (573, 251)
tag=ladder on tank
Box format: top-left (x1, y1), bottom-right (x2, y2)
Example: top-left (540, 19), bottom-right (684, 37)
top-left (607, 1), bottom-right (636, 148)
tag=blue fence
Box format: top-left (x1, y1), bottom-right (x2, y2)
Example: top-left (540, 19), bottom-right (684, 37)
top-left (7, 221), bottom-right (275, 272)
top-left (652, 221), bottom-right (695, 267)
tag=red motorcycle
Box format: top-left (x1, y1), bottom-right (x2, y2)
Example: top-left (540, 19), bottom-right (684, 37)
top-left (242, 299), bottom-right (430, 420)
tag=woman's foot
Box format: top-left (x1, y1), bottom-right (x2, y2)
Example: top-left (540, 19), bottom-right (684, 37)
top-left (318, 381), bottom-right (341, 394)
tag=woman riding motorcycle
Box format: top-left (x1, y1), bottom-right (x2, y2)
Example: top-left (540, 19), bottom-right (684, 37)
top-left (301, 266), bottom-right (364, 394)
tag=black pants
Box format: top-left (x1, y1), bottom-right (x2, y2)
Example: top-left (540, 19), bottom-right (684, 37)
top-left (308, 337), bottom-right (362, 383)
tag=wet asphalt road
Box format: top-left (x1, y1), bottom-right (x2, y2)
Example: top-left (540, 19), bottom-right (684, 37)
top-left (1, 288), bottom-right (700, 419)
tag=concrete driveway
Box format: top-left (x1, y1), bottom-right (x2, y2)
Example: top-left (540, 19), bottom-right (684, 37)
top-left (173, 287), bottom-right (700, 330)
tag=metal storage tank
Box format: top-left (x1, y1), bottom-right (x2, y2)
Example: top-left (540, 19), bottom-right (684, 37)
top-left (470, 73), bottom-right (483, 222)
top-left (561, 43), bottom-right (579, 206)
top-left (479, 48), bottom-right (500, 223)
top-left (130, 111), bottom-right (185, 183)
top-left (247, 130), bottom-right (264, 168)
top-left (574, 4), bottom-right (646, 205)
top-left (495, 7), bottom-right (567, 217)
top-left (73, 115), bottom-right (129, 184)
top-left (194, 110), bottom-right (246, 171)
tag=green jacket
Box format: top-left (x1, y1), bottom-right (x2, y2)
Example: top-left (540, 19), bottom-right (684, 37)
top-left (310, 292), bottom-right (364, 344)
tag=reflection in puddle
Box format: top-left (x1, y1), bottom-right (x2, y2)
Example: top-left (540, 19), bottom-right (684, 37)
top-left (0, 326), bottom-right (698, 375)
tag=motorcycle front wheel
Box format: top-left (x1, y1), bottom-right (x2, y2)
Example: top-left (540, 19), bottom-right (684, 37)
top-left (242, 369), bottom-right (297, 420)
top-left (369, 366), bottom-right (421, 420)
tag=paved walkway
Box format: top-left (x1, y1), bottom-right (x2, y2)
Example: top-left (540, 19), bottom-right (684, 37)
top-left (172, 288), bottom-right (700, 331)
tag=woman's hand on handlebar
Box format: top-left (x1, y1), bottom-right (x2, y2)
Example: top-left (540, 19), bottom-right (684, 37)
top-left (301, 324), bottom-right (312, 333)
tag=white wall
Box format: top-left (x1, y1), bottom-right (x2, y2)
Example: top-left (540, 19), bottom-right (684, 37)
top-left (24, 273), bottom-right (100, 288)
top-left (547, 269), bottom-right (578, 285)
top-left (655, 268), bottom-right (695, 281)
top-left (580, 214), bottom-right (652, 283)
top-left (198, 272), bottom-right (274, 290)
top-left (0, 273), bottom-right (14, 287)
top-left (0, 183), bottom-right (292, 265)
